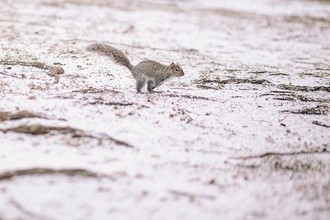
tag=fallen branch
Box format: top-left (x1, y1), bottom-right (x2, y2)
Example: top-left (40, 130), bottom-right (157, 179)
top-left (0, 111), bottom-right (46, 121)
top-left (1, 124), bottom-right (77, 135)
top-left (0, 60), bottom-right (64, 83)
top-left (232, 149), bottom-right (330, 160)
top-left (1, 124), bottom-right (134, 148)
top-left (0, 168), bottom-right (110, 181)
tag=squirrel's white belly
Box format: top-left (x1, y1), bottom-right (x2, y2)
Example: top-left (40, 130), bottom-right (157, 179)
top-left (158, 76), bottom-right (174, 86)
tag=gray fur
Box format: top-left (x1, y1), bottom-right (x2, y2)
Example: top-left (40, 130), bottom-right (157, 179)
top-left (87, 43), bottom-right (184, 92)
top-left (87, 43), bottom-right (133, 70)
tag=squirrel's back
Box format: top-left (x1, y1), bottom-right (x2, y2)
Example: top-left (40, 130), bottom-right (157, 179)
top-left (132, 60), bottom-right (167, 78)
top-left (87, 43), bottom-right (133, 70)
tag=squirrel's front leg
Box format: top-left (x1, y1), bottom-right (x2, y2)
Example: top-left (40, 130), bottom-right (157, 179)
top-left (147, 80), bottom-right (155, 93)
top-left (136, 79), bottom-right (146, 93)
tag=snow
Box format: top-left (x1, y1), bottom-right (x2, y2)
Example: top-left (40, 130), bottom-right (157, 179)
top-left (0, 0), bottom-right (330, 219)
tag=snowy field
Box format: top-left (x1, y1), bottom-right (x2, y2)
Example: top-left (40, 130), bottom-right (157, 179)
top-left (0, 0), bottom-right (329, 219)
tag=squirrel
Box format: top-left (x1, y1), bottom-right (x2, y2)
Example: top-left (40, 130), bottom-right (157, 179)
top-left (87, 43), bottom-right (185, 93)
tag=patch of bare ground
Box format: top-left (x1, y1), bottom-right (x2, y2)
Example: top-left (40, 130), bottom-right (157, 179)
top-left (87, 100), bottom-right (149, 108)
top-left (261, 91), bottom-right (330, 103)
top-left (282, 104), bottom-right (329, 115)
top-left (195, 78), bottom-right (273, 86)
top-left (277, 84), bottom-right (330, 92)
top-left (71, 87), bottom-right (121, 94)
top-left (194, 77), bottom-right (274, 91)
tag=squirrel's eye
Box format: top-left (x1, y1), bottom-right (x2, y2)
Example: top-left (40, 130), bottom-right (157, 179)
top-left (175, 68), bottom-right (179, 71)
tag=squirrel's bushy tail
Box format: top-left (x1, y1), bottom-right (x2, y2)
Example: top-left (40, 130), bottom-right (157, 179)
top-left (87, 43), bottom-right (133, 70)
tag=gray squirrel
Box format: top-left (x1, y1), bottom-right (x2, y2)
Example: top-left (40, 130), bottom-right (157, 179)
top-left (87, 43), bottom-right (185, 93)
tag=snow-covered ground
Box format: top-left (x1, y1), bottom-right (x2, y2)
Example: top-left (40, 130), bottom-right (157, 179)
top-left (0, 0), bottom-right (329, 219)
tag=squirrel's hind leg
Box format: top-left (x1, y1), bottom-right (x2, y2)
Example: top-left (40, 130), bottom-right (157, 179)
top-left (136, 79), bottom-right (146, 93)
top-left (147, 80), bottom-right (156, 93)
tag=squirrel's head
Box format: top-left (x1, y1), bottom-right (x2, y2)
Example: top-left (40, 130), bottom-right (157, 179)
top-left (170, 62), bottom-right (184, 77)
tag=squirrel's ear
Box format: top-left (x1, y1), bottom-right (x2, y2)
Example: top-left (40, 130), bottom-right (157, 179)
top-left (171, 62), bottom-right (175, 67)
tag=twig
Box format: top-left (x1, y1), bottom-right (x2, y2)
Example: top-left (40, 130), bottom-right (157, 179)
top-left (247, 70), bottom-right (267, 74)
top-left (312, 121), bottom-right (330, 128)
top-left (1, 124), bottom-right (134, 148)
top-left (0, 168), bottom-right (110, 181)
top-left (279, 113), bottom-right (290, 123)
top-left (161, 93), bottom-right (210, 100)
top-left (232, 149), bottom-right (330, 160)
top-left (96, 133), bottom-right (134, 148)
top-left (88, 101), bottom-right (134, 106)
top-left (197, 85), bottom-right (221, 90)
top-left (0, 71), bottom-right (25, 79)
top-left (87, 101), bottom-right (150, 108)
top-left (168, 189), bottom-right (216, 201)
top-left (9, 198), bottom-right (48, 220)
